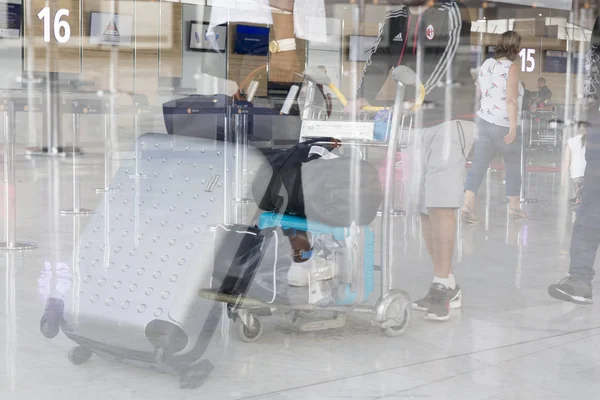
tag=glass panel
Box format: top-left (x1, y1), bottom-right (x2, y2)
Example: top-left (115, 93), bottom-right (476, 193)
top-left (2, 1), bottom-right (600, 398)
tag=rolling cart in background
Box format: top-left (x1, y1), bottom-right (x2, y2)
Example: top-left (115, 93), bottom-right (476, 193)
top-left (527, 109), bottom-right (561, 149)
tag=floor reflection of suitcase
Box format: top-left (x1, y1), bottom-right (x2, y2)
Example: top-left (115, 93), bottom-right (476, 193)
top-left (40, 133), bottom-right (265, 389)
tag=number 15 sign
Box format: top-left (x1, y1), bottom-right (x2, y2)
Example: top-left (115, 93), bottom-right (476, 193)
top-left (519, 49), bottom-right (536, 73)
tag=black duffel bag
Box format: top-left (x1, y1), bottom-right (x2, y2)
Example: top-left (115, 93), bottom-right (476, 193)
top-left (302, 155), bottom-right (382, 227)
top-left (251, 138), bottom-right (336, 218)
top-left (252, 138), bottom-right (383, 227)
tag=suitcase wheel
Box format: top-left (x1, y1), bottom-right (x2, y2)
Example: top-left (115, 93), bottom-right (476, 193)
top-left (154, 347), bottom-right (174, 365)
top-left (179, 360), bottom-right (213, 390)
top-left (40, 313), bottom-right (60, 339)
top-left (68, 346), bottom-right (93, 365)
top-left (40, 298), bottom-right (64, 339)
top-left (381, 291), bottom-right (411, 338)
top-left (235, 313), bottom-right (263, 343)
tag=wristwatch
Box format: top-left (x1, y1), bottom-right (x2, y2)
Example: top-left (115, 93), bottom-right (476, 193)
top-left (269, 38), bottom-right (297, 54)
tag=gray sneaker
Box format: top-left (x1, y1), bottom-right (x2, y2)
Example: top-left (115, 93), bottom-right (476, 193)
top-left (548, 277), bottom-right (593, 305)
top-left (412, 283), bottom-right (462, 313)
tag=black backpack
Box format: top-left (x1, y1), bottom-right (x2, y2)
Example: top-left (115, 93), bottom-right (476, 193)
top-left (251, 138), bottom-right (338, 217)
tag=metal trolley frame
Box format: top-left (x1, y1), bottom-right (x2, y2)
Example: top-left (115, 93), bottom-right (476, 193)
top-left (202, 66), bottom-right (421, 342)
top-left (527, 110), bottom-right (560, 149)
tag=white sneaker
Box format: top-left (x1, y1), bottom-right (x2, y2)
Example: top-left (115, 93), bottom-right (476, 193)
top-left (287, 260), bottom-right (312, 287)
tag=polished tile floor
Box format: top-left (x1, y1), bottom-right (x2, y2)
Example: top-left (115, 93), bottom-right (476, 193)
top-left (1, 149), bottom-right (598, 400)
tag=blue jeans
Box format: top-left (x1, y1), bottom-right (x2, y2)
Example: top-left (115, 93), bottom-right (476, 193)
top-left (464, 118), bottom-right (522, 197)
top-left (569, 162), bottom-right (600, 283)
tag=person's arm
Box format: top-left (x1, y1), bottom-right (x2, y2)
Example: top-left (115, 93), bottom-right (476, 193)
top-left (424, 2), bottom-right (465, 93)
top-left (356, 58), bottom-right (391, 106)
top-left (504, 63), bottom-right (520, 144)
top-left (269, 0), bottom-right (293, 12)
top-left (347, 20), bottom-right (393, 112)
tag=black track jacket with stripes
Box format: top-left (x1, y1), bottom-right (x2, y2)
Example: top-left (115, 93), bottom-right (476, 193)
top-left (358, 1), bottom-right (473, 126)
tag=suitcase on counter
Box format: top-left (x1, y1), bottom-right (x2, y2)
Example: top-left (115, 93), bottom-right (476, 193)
top-left (163, 94), bottom-right (242, 140)
top-left (40, 133), bottom-right (267, 389)
top-left (162, 94), bottom-right (304, 145)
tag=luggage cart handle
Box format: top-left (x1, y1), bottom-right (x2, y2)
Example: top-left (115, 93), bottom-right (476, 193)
top-left (381, 66), bottom-right (420, 296)
top-left (303, 67), bottom-right (426, 113)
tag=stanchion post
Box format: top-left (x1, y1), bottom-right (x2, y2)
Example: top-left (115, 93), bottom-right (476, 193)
top-left (60, 100), bottom-right (93, 215)
top-left (95, 100), bottom-right (117, 193)
top-left (0, 100), bottom-right (37, 251)
top-left (485, 167), bottom-right (491, 231)
top-left (223, 104), bottom-right (232, 225)
top-left (128, 101), bottom-right (147, 246)
top-left (520, 117), bottom-right (538, 204)
top-left (24, 74), bottom-right (69, 157)
top-left (232, 103), bottom-right (251, 224)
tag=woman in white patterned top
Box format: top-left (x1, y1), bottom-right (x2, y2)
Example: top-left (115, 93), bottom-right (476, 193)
top-left (462, 31), bottom-right (526, 223)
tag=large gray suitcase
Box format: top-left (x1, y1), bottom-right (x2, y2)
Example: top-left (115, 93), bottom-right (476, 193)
top-left (40, 133), bottom-right (265, 388)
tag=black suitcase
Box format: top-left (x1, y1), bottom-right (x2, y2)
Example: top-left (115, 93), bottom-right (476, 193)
top-left (162, 94), bottom-right (243, 140)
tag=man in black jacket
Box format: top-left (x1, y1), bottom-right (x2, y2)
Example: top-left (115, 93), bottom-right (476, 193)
top-left (348, 0), bottom-right (475, 321)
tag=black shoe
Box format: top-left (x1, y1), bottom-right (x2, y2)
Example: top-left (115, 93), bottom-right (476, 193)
top-left (416, 283), bottom-right (455, 322)
top-left (548, 277), bottom-right (593, 305)
top-left (412, 284), bottom-right (462, 312)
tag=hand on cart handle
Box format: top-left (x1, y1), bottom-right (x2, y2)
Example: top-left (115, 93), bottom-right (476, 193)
top-left (337, 84), bottom-right (425, 114)
top-left (342, 84), bottom-right (425, 114)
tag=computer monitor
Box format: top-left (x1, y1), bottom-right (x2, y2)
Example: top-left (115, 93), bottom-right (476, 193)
top-left (0, 3), bottom-right (22, 39)
top-left (234, 25), bottom-right (269, 56)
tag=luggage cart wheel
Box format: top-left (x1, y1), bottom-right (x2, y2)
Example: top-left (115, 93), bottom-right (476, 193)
top-left (236, 313), bottom-right (262, 343)
top-left (381, 291), bottom-right (411, 338)
top-left (179, 360), bottom-right (214, 390)
top-left (40, 313), bottom-right (60, 339)
top-left (68, 346), bottom-right (93, 365)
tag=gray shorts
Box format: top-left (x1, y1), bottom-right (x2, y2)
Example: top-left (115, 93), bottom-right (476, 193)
top-left (403, 120), bottom-right (475, 215)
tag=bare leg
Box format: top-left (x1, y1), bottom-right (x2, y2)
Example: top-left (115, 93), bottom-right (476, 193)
top-left (462, 190), bottom-right (476, 212)
top-left (461, 190), bottom-right (477, 222)
top-left (427, 208), bottom-right (457, 279)
top-left (421, 213), bottom-right (436, 263)
top-left (509, 196), bottom-right (527, 219)
top-left (509, 196), bottom-right (521, 210)
top-left (421, 210), bottom-right (454, 277)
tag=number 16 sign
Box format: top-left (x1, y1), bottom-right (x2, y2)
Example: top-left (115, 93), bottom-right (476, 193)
top-left (37, 7), bottom-right (71, 44)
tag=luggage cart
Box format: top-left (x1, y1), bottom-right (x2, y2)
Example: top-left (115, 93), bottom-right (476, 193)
top-left (200, 66), bottom-right (425, 341)
top-left (528, 110), bottom-right (560, 149)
